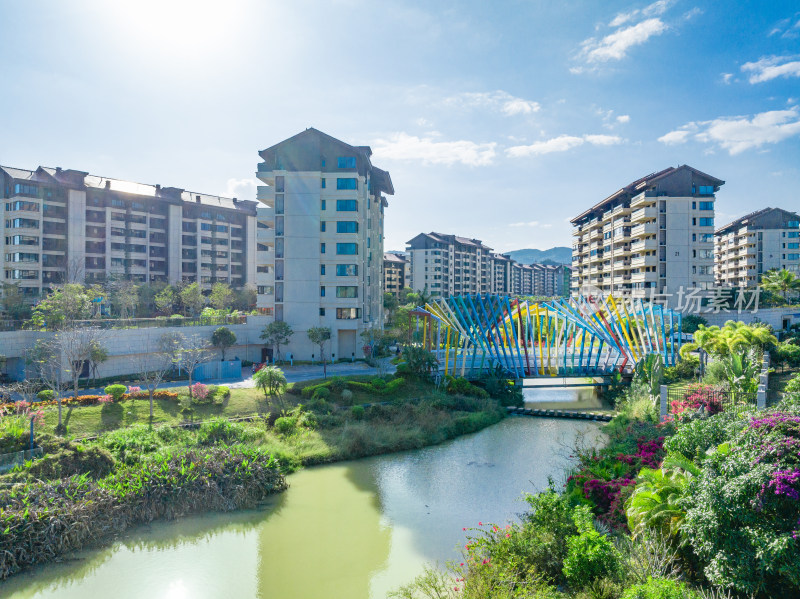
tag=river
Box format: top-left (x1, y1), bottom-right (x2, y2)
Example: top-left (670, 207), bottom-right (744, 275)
top-left (2, 389), bottom-right (606, 599)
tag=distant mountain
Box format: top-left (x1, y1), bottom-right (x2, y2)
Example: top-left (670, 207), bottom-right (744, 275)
top-left (506, 247), bottom-right (572, 265)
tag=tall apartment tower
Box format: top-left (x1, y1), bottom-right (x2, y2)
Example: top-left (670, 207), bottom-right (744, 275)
top-left (1, 165), bottom-right (257, 299)
top-left (255, 128), bottom-right (394, 360)
top-left (571, 165), bottom-right (723, 301)
top-left (383, 252), bottom-right (408, 299)
top-left (715, 207), bottom-right (800, 287)
top-left (406, 232), bottom-right (493, 298)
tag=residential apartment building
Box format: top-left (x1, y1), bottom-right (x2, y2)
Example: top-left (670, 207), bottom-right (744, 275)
top-left (406, 232), bottom-right (494, 298)
top-left (571, 165), bottom-right (723, 301)
top-left (715, 207), bottom-right (800, 288)
top-left (255, 128), bottom-right (393, 360)
top-left (405, 231), bottom-right (571, 298)
top-left (383, 252), bottom-right (408, 299)
top-left (0, 165), bottom-right (257, 298)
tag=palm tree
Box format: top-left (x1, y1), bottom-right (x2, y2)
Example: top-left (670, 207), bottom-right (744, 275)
top-left (761, 269), bottom-right (800, 302)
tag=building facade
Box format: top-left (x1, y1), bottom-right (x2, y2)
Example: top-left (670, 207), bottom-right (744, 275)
top-left (715, 207), bottom-right (800, 288)
top-left (383, 252), bottom-right (408, 299)
top-left (1, 165), bottom-right (257, 298)
top-left (255, 128), bottom-right (393, 360)
top-left (571, 165), bottom-right (723, 300)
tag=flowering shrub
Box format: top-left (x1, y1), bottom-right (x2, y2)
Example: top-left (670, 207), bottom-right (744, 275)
top-left (189, 383), bottom-right (209, 401)
top-left (670, 383), bottom-right (723, 416)
top-left (97, 395), bottom-right (114, 404)
top-left (682, 408), bottom-right (800, 596)
top-left (126, 386), bottom-right (141, 394)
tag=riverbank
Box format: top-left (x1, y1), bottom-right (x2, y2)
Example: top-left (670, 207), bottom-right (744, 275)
top-left (0, 378), bottom-right (508, 581)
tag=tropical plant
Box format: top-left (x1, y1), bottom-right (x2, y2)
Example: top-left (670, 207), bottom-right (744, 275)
top-left (761, 268), bottom-right (800, 301)
top-left (253, 365), bottom-right (288, 404)
top-left (563, 505), bottom-right (622, 589)
top-left (681, 314), bottom-right (708, 334)
top-left (307, 326), bottom-right (331, 377)
top-left (719, 348), bottom-right (760, 393)
top-left (691, 321), bottom-right (777, 358)
top-left (400, 345), bottom-right (437, 378)
top-left (211, 326), bottom-right (237, 361)
top-left (634, 353), bottom-right (663, 404)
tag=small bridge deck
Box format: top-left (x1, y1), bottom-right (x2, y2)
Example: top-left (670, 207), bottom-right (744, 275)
top-left (507, 406), bottom-right (614, 422)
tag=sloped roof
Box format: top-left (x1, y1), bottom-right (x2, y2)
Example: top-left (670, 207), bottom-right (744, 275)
top-left (716, 207), bottom-right (800, 235)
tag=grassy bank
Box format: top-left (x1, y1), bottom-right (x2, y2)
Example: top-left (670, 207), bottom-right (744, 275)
top-left (0, 372), bottom-right (509, 581)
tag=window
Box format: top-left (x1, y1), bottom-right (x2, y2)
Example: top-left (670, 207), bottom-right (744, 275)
top-left (321, 178), bottom-right (326, 189)
top-left (5, 218), bottom-right (39, 229)
top-left (321, 243), bottom-right (326, 254)
top-left (6, 235), bottom-right (38, 246)
top-left (697, 185), bottom-right (714, 195)
top-left (320, 264), bottom-right (326, 275)
top-left (321, 199), bottom-right (326, 211)
top-left (337, 157), bottom-right (357, 168)
top-left (336, 308), bottom-right (360, 319)
top-left (201, 222), bottom-right (212, 231)
top-left (320, 221), bottom-right (326, 232)
top-left (336, 221), bottom-right (358, 233)
top-left (336, 286), bottom-right (358, 298)
top-left (788, 254), bottom-right (800, 260)
top-left (336, 199), bottom-right (358, 211)
top-left (319, 308), bottom-right (326, 316)
top-left (275, 176), bottom-right (285, 192)
top-left (13, 183), bottom-right (38, 197)
top-left (336, 178), bottom-right (357, 191)
top-left (336, 264), bottom-right (358, 276)
top-left (789, 243), bottom-right (800, 250)
top-left (320, 286), bottom-right (326, 297)
top-left (787, 221), bottom-right (800, 229)
top-left (789, 231), bottom-right (800, 238)
top-left (336, 243), bottom-right (358, 255)
top-left (698, 201), bottom-right (714, 210)
top-left (6, 201), bottom-right (39, 212)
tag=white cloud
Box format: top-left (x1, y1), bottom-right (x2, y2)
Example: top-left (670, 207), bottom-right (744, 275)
top-left (372, 133), bottom-right (497, 166)
top-left (224, 178), bottom-right (258, 200)
top-left (616, 114), bottom-right (631, 124)
top-left (658, 108), bottom-right (800, 154)
top-left (415, 117), bottom-right (433, 127)
top-left (443, 90), bottom-right (540, 116)
top-left (657, 129), bottom-right (692, 145)
top-left (608, 0), bottom-right (672, 27)
top-left (721, 73), bottom-right (733, 84)
top-left (508, 221), bottom-right (553, 228)
top-left (683, 7), bottom-right (703, 20)
top-left (741, 55), bottom-right (800, 83)
top-left (768, 15), bottom-right (800, 39)
top-left (506, 134), bottom-right (622, 157)
top-left (578, 18), bottom-right (667, 64)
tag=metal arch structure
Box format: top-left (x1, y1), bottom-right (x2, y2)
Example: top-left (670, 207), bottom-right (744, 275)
top-left (408, 295), bottom-right (682, 379)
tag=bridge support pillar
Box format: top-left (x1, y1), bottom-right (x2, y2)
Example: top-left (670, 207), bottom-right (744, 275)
top-left (659, 385), bottom-right (668, 422)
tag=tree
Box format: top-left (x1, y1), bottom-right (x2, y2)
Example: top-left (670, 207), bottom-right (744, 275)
top-left (253, 365), bottom-right (287, 406)
top-left (1, 283), bottom-right (32, 321)
top-left (401, 345), bottom-right (438, 378)
top-left (261, 321), bottom-right (293, 363)
top-left (57, 327), bottom-right (106, 401)
top-left (108, 279), bottom-right (138, 319)
top-left (88, 338), bottom-right (108, 384)
top-left (307, 326), bottom-right (331, 378)
top-left (761, 268), bottom-right (800, 302)
top-left (178, 334), bottom-right (214, 394)
top-left (154, 285), bottom-right (177, 315)
top-left (209, 282), bottom-right (234, 310)
top-left (233, 284), bottom-right (257, 312)
top-left (28, 339), bottom-right (65, 431)
top-left (681, 314), bottom-right (708, 334)
top-left (134, 332), bottom-right (178, 418)
top-left (211, 326), bottom-right (237, 361)
top-left (180, 282), bottom-right (205, 316)
top-left (28, 283), bottom-right (96, 329)
top-left (137, 282), bottom-right (166, 317)
top-left (398, 287), bottom-right (414, 305)
top-left (383, 292), bottom-right (399, 313)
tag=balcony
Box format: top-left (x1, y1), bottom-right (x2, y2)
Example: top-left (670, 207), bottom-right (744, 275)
top-left (630, 238), bottom-right (657, 252)
top-left (631, 222), bottom-right (657, 237)
top-left (630, 193), bottom-right (656, 209)
top-left (631, 254), bottom-right (658, 268)
top-left (631, 206), bottom-right (657, 223)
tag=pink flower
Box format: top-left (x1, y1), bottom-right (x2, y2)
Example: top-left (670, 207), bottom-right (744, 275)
top-left (98, 394), bottom-right (113, 404)
top-left (478, 521), bottom-right (482, 526)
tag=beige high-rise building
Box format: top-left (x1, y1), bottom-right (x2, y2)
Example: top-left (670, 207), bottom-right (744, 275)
top-left (406, 232), bottom-right (493, 297)
top-left (571, 165), bottom-right (723, 301)
top-left (715, 207), bottom-right (800, 288)
top-left (1, 164), bottom-right (257, 299)
top-left (255, 128), bottom-right (394, 360)
top-left (383, 252), bottom-right (408, 299)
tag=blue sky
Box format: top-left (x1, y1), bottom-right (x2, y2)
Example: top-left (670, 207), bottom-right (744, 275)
top-left (1, 0), bottom-right (799, 254)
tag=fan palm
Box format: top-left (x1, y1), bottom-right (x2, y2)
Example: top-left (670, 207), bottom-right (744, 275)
top-left (761, 268), bottom-right (800, 301)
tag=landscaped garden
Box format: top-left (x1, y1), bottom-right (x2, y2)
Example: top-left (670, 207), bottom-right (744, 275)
top-left (392, 320), bottom-right (800, 599)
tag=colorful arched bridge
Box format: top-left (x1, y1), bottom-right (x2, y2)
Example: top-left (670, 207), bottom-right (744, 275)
top-left (409, 295), bottom-right (683, 379)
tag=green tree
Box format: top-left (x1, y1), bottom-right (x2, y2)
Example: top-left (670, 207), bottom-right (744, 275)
top-left (233, 284), bottom-right (257, 311)
top-left (680, 314), bottom-right (707, 334)
top-left (761, 268), bottom-right (800, 302)
top-left (383, 292), bottom-right (399, 313)
top-left (260, 320), bottom-right (293, 363)
top-left (154, 285), bottom-right (177, 315)
top-left (209, 282), bottom-right (234, 310)
top-left (109, 279), bottom-right (138, 318)
top-left (307, 326), bottom-right (332, 377)
top-left (1, 283), bottom-right (32, 320)
top-left (88, 338), bottom-right (108, 384)
top-left (211, 326), bottom-right (237, 361)
top-left (137, 282), bottom-right (165, 317)
top-left (180, 282), bottom-right (205, 316)
top-left (253, 365), bottom-right (287, 406)
top-left (29, 283), bottom-right (96, 329)
top-left (398, 287), bottom-right (414, 305)
top-left (401, 345), bottom-right (437, 378)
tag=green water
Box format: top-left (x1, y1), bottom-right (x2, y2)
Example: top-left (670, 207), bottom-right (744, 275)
top-left (2, 414), bottom-right (603, 599)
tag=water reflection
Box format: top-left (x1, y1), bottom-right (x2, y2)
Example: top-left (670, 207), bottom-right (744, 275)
top-left (2, 417), bottom-right (604, 599)
top-left (523, 383), bottom-right (608, 410)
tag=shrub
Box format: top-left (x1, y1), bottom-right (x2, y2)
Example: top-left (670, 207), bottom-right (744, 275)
top-left (329, 376), bottom-right (347, 393)
top-left (36, 390), bottom-right (54, 402)
top-left (24, 443), bottom-right (115, 481)
top-left (682, 409), bottom-right (800, 596)
top-left (562, 505), bottom-right (622, 589)
top-left (446, 376), bottom-right (490, 398)
top-left (273, 416), bottom-right (297, 436)
top-left (104, 385), bottom-right (127, 401)
top-left (340, 389), bottom-right (354, 405)
top-left (621, 577), bottom-right (701, 599)
top-left (663, 410), bottom-right (748, 462)
top-left (370, 377), bottom-right (387, 391)
top-left (312, 387), bottom-right (331, 400)
top-left (196, 418), bottom-right (256, 445)
top-left (189, 383), bottom-right (210, 402)
top-left (351, 405), bottom-right (365, 420)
